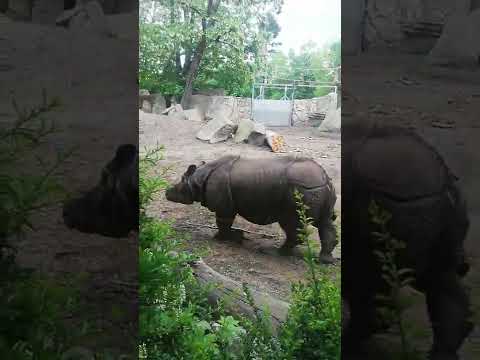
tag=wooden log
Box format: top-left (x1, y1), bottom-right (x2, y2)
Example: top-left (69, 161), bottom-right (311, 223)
top-left (265, 130), bottom-right (286, 153)
top-left (190, 259), bottom-right (290, 334)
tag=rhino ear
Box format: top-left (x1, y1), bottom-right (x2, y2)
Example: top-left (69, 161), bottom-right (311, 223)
top-left (185, 165), bottom-right (197, 177)
top-left (199, 161), bottom-right (206, 166)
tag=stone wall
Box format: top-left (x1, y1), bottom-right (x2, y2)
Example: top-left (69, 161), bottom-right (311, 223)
top-left (188, 94), bottom-right (336, 127)
top-left (142, 92), bottom-right (338, 128)
top-left (292, 94), bottom-right (337, 127)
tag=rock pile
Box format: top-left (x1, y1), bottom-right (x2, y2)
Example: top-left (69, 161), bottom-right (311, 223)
top-left (195, 117), bottom-right (285, 152)
top-left (139, 90), bottom-right (167, 114)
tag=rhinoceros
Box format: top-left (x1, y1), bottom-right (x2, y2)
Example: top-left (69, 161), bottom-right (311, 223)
top-left (342, 123), bottom-right (472, 360)
top-left (165, 155), bottom-right (338, 263)
top-left (63, 144), bottom-right (138, 237)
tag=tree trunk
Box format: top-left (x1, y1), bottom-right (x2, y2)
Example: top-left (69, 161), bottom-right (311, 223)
top-left (180, 0), bottom-right (220, 109)
top-left (180, 35), bottom-right (206, 109)
top-left (190, 259), bottom-right (290, 334)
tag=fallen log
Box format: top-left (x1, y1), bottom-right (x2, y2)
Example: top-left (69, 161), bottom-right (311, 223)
top-left (190, 259), bottom-right (349, 337)
top-left (190, 259), bottom-right (290, 334)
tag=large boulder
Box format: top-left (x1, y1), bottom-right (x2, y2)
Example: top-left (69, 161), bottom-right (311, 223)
top-left (197, 117), bottom-right (235, 144)
top-left (233, 118), bottom-right (255, 143)
top-left (247, 123), bottom-right (267, 146)
top-left (141, 100), bottom-right (152, 113)
top-left (57, 1), bottom-right (111, 37)
top-left (427, 12), bottom-right (479, 67)
top-left (318, 107), bottom-right (341, 133)
top-left (151, 94), bottom-right (166, 114)
top-left (162, 104), bottom-right (186, 118)
top-left (184, 108), bottom-right (203, 122)
top-left (206, 101), bottom-right (235, 121)
top-left (139, 89), bottom-right (150, 108)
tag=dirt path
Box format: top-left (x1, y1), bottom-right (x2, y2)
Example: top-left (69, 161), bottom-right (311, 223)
top-left (140, 111), bottom-right (341, 300)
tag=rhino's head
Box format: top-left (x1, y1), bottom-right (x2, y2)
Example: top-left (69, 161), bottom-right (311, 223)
top-left (63, 144), bottom-right (139, 237)
top-left (165, 161), bottom-right (206, 204)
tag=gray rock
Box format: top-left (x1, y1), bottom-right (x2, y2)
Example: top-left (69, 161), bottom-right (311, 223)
top-left (141, 100), bottom-right (152, 113)
top-left (151, 94), bottom-right (166, 114)
top-left (174, 104), bottom-right (184, 113)
top-left (318, 107), bottom-right (341, 133)
top-left (428, 12), bottom-right (478, 68)
top-left (247, 123), bottom-right (267, 146)
top-left (139, 89), bottom-right (150, 96)
top-left (206, 101), bottom-right (231, 120)
top-left (161, 106), bottom-right (174, 115)
top-left (161, 104), bottom-right (186, 119)
top-left (184, 108), bottom-right (203, 122)
top-left (67, 1), bottom-right (111, 37)
top-left (233, 118), bottom-right (255, 143)
top-left (197, 117), bottom-right (235, 144)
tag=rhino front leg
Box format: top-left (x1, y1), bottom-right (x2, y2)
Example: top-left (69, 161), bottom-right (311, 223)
top-left (425, 271), bottom-right (473, 360)
top-left (318, 220), bottom-right (338, 264)
top-left (214, 215), bottom-right (243, 242)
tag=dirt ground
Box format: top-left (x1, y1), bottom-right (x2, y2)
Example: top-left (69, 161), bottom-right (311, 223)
top-left (140, 111), bottom-right (341, 300)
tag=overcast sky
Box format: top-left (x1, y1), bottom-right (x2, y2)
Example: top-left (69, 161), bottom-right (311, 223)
top-left (275, 0), bottom-right (341, 54)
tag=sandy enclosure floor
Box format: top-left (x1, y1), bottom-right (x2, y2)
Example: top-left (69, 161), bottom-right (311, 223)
top-left (141, 111), bottom-right (341, 300)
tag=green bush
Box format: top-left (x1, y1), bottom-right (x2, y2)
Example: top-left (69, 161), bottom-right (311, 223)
top-left (278, 191), bottom-right (341, 359)
top-left (0, 92), bottom-right (88, 358)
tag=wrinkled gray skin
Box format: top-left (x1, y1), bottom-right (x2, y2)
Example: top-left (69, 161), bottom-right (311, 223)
top-left (342, 125), bottom-right (472, 360)
top-left (63, 144), bottom-right (138, 238)
top-left (166, 155), bottom-right (338, 264)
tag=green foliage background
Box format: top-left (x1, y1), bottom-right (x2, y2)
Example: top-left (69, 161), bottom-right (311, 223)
top-left (139, 0), bottom-right (340, 100)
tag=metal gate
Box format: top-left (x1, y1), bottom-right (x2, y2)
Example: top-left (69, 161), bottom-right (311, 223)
top-left (251, 84), bottom-right (293, 127)
top-left (250, 81), bottom-right (338, 127)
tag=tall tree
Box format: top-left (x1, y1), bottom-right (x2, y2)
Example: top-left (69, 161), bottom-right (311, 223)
top-left (139, 0), bottom-right (283, 105)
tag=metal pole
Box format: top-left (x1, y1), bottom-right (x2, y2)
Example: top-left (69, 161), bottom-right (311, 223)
top-left (290, 80), bottom-right (297, 127)
top-left (251, 83), bottom-right (255, 121)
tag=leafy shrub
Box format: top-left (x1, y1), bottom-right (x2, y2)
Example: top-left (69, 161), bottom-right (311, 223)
top-left (0, 92), bottom-right (88, 358)
top-left (278, 191), bottom-right (341, 359)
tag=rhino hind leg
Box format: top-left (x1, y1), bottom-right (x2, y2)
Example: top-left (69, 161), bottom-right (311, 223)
top-left (214, 215), bottom-right (243, 242)
top-left (278, 219), bottom-right (300, 255)
top-left (317, 220), bottom-right (338, 264)
top-left (424, 272), bottom-right (473, 360)
top-left (342, 293), bottom-right (378, 356)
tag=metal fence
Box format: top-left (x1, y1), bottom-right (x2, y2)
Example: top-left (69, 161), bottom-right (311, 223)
top-left (251, 82), bottom-right (338, 127)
